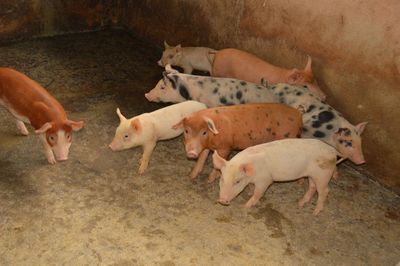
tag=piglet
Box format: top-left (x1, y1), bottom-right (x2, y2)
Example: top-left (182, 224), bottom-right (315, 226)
top-left (109, 100), bottom-right (207, 174)
top-left (158, 41), bottom-right (216, 74)
top-left (0, 68), bottom-right (84, 164)
top-left (211, 48), bottom-right (326, 100)
top-left (173, 103), bottom-right (302, 183)
top-left (213, 138), bottom-right (345, 215)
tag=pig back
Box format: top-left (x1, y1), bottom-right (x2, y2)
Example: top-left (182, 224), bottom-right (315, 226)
top-left (206, 103), bottom-right (302, 151)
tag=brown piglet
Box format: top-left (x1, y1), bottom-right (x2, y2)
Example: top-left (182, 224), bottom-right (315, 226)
top-left (211, 48), bottom-right (326, 100)
top-left (173, 103), bottom-right (303, 183)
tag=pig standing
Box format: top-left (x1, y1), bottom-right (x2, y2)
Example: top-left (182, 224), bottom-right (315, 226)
top-left (213, 138), bottom-right (344, 215)
top-left (158, 41), bottom-right (216, 74)
top-left (145, 65), bottom-right (277, 107)
top-left (173, 103), bottom-right (302, 183)
top-left (109, 101), bottom-right (207, 174)
top-left (264, 82), bottom-right (368, 164)
top-left (0, 68), bottom-right (84, 164)
top-left (211, 48), bottom-right (326, 100)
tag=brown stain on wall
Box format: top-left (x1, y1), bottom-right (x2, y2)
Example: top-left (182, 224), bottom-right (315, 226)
top-left (0, 0), bottom-right (399, 194)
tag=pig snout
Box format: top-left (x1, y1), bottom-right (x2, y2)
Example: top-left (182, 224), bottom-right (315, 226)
top-left (350, 153), bottom-right (366, 165)
top-left (186, 150), bottom-right (199, 159)
top-left (157, 60), bottom-right (164, 66)
top-left (218, 198), bottom-right (231, 206)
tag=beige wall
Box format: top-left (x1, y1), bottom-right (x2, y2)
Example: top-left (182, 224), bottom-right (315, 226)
top-left (0, 0), bottom-right (399, 193)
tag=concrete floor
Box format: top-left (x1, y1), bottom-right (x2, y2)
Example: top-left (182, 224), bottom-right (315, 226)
top-left (0, 30), bottom-right (399, 265)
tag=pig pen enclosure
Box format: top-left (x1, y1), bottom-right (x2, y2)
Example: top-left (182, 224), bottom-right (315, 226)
top-left (0, 1), bottom-right (400, 265)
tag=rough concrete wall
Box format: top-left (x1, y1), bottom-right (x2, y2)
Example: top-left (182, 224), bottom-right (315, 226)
top-left (120, 0), bottom-right (400, 194)
top-left (0, 0), bottom-right (121, 42)
top-left (0, 0), bottom-right (399, 193)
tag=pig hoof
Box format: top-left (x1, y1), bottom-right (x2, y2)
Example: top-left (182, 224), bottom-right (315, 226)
top-left (138, 167), bottom-right (146, 175)
top-left (298, 200), bottom-right (306, 208)
top-left (47, 157), bottom-right (56, 165)
top-left (313, 208), bottom-right (322, 215)
top-left (207, 177), bottom-right (216, 184)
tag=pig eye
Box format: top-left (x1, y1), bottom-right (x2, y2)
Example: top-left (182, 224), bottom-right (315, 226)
top-left (235, 179), bottom-right (241, 185)
top-left (202, 130), bottom-right (207, 136)
top-left (184, 129), bottom-right (188, 134)
top-left (124, 134), bottom-right (129, 140)
top-left (161, 86), bottom-right (165, 90)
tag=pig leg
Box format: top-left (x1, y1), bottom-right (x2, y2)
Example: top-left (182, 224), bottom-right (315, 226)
top-left (190, 149), bottom-right (210, 179)
top-left (138, 142), bottom-right (156, 174)
top-left (244, 180), bottom-right (273, 208)
top-left (207, 149), bottom-right (231, 183)
top-left (39, 134), bottom-right (56, 164)
top-left (332, 168), bottom-right (339, 181)
top-left (16, 120), bottom-right (29, 136)
top-left (182, 65), bottom-right (193, 74)
top-left (298, 178), bottom-right (317, 208)
top-left (313, 176), bottom-right (331, 215)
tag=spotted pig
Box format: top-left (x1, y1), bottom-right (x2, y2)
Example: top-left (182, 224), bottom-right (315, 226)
top-left (172, 103), bottom-right (303, 183)
top-left (264, 82), bottom-right (368, 164)
top-left (145, 65), bottom-right (277, 107)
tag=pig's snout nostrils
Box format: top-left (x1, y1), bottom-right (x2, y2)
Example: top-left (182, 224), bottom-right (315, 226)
top-left (218, 198), bottom-right (231, 206)
top-left (186, 151), bottom-right (198, 159)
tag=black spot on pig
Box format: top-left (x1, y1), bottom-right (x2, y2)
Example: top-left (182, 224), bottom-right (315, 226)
top-left (313, 131), bottom-right (326, 138)
top-left (166, 75), bottom-right (178, 88)
top-left (179, 85), bottom-right (191, 100)
top-left (339, 139), bottom-right (353, 147)
top-left (318, 111), bottom-right (335, 123)
top-left (284, 86), bottom-right (289, 90)
top-left (220, 97), bottom-right (227, 104)
top-left (306, 105), bottom-right (316, 113)
top-left (296, 91), bottom-right (303, 96)
top-left (284, 132), bottom-right (291, 138)
top-left (338, 128), bottom-right (351, 136)
top-left (240, 81), bottom-right (247, 86)
top-left (211, 78), bottom-right (216, 83)
top-left (279, 92), bottom-right (284, 96)
top-left (302, 127), bottom-right (308, 132)
top-left (266, 128), bottom-right (272, 132)
top-left (312, 121), bottom-right (321, 128)
top-left (244, 88), bottom-right (248, 93)
top-left (230, 94), bottom-right (234, 99)
top-left (276, 122), bottom-right (280, 126)
top-left (230, 80), bottom-right (235, 83)
top-left (272, 132), bottom-right (276, 136)
top-left (326, 124), bottom-right (333, 130)
top-left (271, 86), bottom-right (276, 90)
top-left (303, 85), bottom-right (308, 88)
top-left (213, 88), bottom-right (219, 94)
top-left (236, 91), bottom-right (243, 100)
top-left (240, 100), bottom-right (245, 104)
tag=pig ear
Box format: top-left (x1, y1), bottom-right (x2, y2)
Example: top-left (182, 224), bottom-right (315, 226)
top-left (303, 55), bottom-right (313, 74)
top-left (212, 151), bottom-right (227, 170)
top-left (66, 120), bottom-right (84, 131)
top-left (164, 40), bottom-right (170, 48)
top-left (175, 44), bottom-right (182, 52)
top-left (355, 122), bottom-right (368, 135)
top-left (116, 108), bottom-right (127, 122)
top-left (287, 69), bottom-right (305, 84)
top-left (172, 119), bottom-right (184, 130)
top-left (204, 116), bottom-right (219, 134)
top-left (35, 122), bottom-right (52, 134)
top-left (239, 163), bottom-right (255, 177)
top-left (131, 118), bottom-right (141, 131)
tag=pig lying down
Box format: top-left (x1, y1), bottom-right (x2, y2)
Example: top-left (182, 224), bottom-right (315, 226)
top-left (264, 82), bottom-right (368, 164)
top-left (0, 68), bottom-right (84, 164)
top-left (109, 101), bottom-right (206, 174)
top-left (145, 65), bottom-right (276, 107)
top-left (213, 138), bottom-right (345, 215)
top-left (211, 48), bottom-right (326, 100)
top-left (158, 41), bottom-right (216, 74)
top-left (173, 103), bottom-right (302, 183)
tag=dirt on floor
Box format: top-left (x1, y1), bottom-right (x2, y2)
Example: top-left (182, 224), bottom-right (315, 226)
top-left (0, 30), bottom-right (399, 266)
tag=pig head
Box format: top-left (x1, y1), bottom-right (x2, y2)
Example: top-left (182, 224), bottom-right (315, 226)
top-left (286, 56), bottom-right (325, 100)
top-left (145, 70), bottom-right (186, 103)
top-left (174, 115), bottom-right (222, 159)
top-left (213, 151), bottom-right (254, 205)
top-left (157, 41), bottom-right (183, 67)
top-left (332, 121), bottom-right (368, 164)
top-left (36, 119), bottom-right (84, 162)
top-left (109, 108), bottom-right (143, 151)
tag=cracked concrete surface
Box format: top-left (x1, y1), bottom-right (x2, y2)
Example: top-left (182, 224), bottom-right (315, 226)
top-left (0, 30), bottom-right (399, 265)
